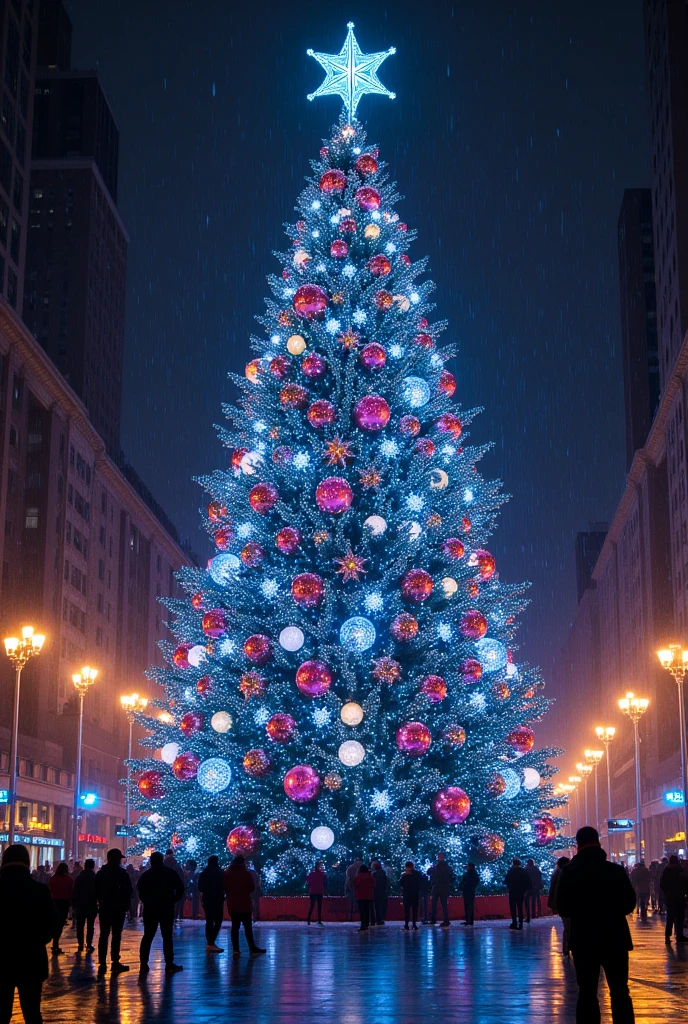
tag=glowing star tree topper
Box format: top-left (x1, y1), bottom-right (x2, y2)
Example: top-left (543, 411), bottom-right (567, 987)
top-left (307, 22), bottom-right (396, 122)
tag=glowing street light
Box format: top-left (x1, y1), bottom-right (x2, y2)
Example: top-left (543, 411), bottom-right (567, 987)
top-left (595, 726), bottom-right (616, 853)
top-left (120, 693), bottom-right (149, 850)
top-left (3, 627), bottom-right (45, 842)
top-left (584, 749), bottom-right (604, 834)
top-left (576, 762), bottom-right (593, 823)
top-left (72, 667), bottom-right (98, 858)
top-left (657, 645), bottom-right (688, 849)
top-left (618, 692), bottom-right (649, 864)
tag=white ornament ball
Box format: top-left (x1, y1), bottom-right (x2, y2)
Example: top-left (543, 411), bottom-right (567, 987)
top-left (287, 334), bottom-right (306, 355)
top-left (210, 711), bottom-right (233, 734)
top-left (522, 767), bottom-right (541, 791)
top-left (429, 469), bottom-right (449, 490)
top-left (341, 702), bottom-right (364, 726)
top-left (338, 740), bottom-right (366, 766)
top-left (197, 758), bottom-right (232, 793)
top-left (208, 553), bottom-right (240, 586)
top-left (240, 451), bottom-right (264, 476)
top-left (188, 645), bottom-right (207, 669)
top-left (500, 767), bottom-right (521, 800)
top-left (442, 577), bottom-right (458, 597)
top-left (311, 826), bottom-right (335, 851)
top-left (161, 742), bottom-right (180, 765)
top-left (279, 626), bottom-right (305, 652)
top-left (364, 515), bottom-right (387, 536)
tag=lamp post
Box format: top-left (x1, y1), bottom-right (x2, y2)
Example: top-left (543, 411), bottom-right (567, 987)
top-left (120, 693), bottom-right (148, 851)
top-left (568, 775), bottom-right (582, 834)
top-left (657, 645), bottom-right (688, 848)
top-left (71, 667), bottom-right (98, 859)
top-left (584, 749), bottom-right (604, 833)
top-left (618, 691), bottom-right (650, 865)
top-left (576, 762), bottom-right (593, 823)
top-left (3, 627), bottom-right (45, 842)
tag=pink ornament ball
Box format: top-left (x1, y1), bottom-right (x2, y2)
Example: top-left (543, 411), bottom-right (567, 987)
top-left (279, 383), bottom-right (308, 409)
top-left (315, 476), bottom-right (353, 514)
top-left (243, 634), bottom-right (273, 666)
top-left (443, 538), bottom-right (465, 560)
top-left (506, 726), bottom-right (535, 754)
top-left (319, 168), bottom-right (347, 193)
top-left (390, 613), bottom-right (419, 641)
top-left (460, 610), bottom-right (488, 639)
top-left (269, 355), bottom-right (291, 379)
top-left (415, 438), bottom-right (435, 457)
top-left (240, 542), bottom-right (265, 568)
top-left (396, 721), bottom-right (432, 756)
top-left (468, 549), bottom-right (497, 580)
top-left (339, 217), bottom-right (357, 233)
top-left (432, 786), bottom-right (471, 825)
top-left (138, 770), bottom-right (166, 800)
top-left (307, 400), bottom-right (337, 429)
top-left (301, 352), bottom-right (327, 379)
top-left (202, 608), bottom-right (226, 638)
top-left (368, 254), bottom-right (392, 276)
top-left (435, 413), bottom-right (463, 439)
top-left (421, 674), bottom-right (447, 703)
top-left (354, 395), bottom-right (391, 432)
top-left (295, 660), bottom-right (332, 698)
top-left (276, 527), bottom-right (301, 554)
top-left (283, 764), bottom-right (321, 803)
top-left (242, 748), bottom-right (272, 778)
top-left (534, 817), bottom-right (557, 845)
top-left (214, 526), bottom-right (234, 550)
top-left (400, 569), bottom-right (434, 603)
top-left (172, 643), bottom-right (193, 669)
top-left (172, 752), bottom-right (201, 781)
top-left (179, 712), bottom-right (204, 737)
top-left (291, 572), bottom-right (324, 608)
top-left (439, 370), bottom-right (456, 396)
top-left (460, 658), bottom-right (483, 684)
top-left (330, 239), bottom-right (348, 258)
top-left (355, 153), bottom-right (378, 176)
top-left (293, 284), bottom-right (328, 320)
top-left (355, 186), bottom-right (381, 211)
top-left (226, 825), bottom-right (260, 856)
top-left (399, 415), bottom-right (421, 437)
top-left (249, 483), bottom-right (279, 515)
top-left (359, 343), bottom-right (387, 369)
top-left (266, 713), bottom-right (297, 743)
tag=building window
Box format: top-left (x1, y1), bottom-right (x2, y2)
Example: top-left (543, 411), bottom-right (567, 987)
top-left (12, 170), bottom-right (22, 212)
top-left (10, 217), bottom-right (19, 262)
top-left (8, 424), bottom-right (18, 448)
top-left (64, 559), bottom-right (69, 581)
top-left (7, 268), bottom-right (17, 308)
top-left (98, 559), bottom-right (104, 581)
top-left (11, 372), bottom-right (21, 409)
top-left (24, 507), bottom-right (38, 529)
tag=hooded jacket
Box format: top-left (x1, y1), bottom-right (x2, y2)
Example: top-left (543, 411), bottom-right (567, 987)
top-left (0, 864), bottom-right (57, 980)
top-left (556, 845), bottom-right (636, 953)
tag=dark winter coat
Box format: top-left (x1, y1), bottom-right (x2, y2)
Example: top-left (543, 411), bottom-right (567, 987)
top-left (459, 866), bottom-right (480, 895)
top-left (223, 863), bottom-right (255, 914)
top-left (525, 863), bottom-right (543, 891)
top-left (0, 864), bottom-right (58, 981)
top-left (198, 864), bottom-right (225, 905)
top-left (399, 870), bottom-right (423, 901)
top-left (137, 864), bottom-right (184, 910)
top-left (306, 870), bottom-right (327, 895)
top-left (73, 867), bottom-right (98, 914)
top-left (95, 862), bottom-right (133, 913)
top-left (354, 872), bottom-right (375, 901)
top-left (372, 868), bottom-right (388, 894)
top-left (630, 864), bottom-right (652, 895)
top-left (504, 866), bottom-right (531, 897)
top-left (556, 845), bottom-right (636, 953)
top-left (660, 864), bottom-right (688, 904)
top-left (48, 873), bottom-right (74, 902)
top-left (547, 867), bottom-right (563, 913)
top-left (429, 860), bottom-right (454, 896)
top-left (163, 854), bottom-right (184, 881)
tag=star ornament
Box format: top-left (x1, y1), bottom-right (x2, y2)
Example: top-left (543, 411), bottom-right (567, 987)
top-left (334, 548), bottom-right (369, 582)
top-left (323, 436), bottom-right (354, 467)
top-left (307, 22), bottom-right (396, 122)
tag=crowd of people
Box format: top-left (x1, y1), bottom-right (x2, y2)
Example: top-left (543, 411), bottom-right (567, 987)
top-left (1, 827), bottom-right (687, 1024)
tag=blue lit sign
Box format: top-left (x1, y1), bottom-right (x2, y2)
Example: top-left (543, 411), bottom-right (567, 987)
top-left (0, 789), bottom-right (8, 803)
top-left (664, 790), bottom-right (685, 806)
top-left (80, 792), bottom-right (98, 807)
top-left (608, 818), bottom-right (634, 833)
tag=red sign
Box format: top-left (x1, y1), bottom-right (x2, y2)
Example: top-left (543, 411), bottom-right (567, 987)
top-left (78, 833), bottom-right (107, 845)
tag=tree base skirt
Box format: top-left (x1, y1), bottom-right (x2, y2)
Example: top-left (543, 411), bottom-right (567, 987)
top-left (185, 895), bottom-right (554, 921)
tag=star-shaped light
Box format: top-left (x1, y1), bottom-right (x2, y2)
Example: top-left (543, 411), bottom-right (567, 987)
top-left (334, 548), bottom-right (369, 582)
top-left (307, 22), bottom-right (396, 122)
top-left (372, 656), bottom-right (401, 684)
top-left (337, 328), bottom-right (360, 350)
top-left (359, 465), bottom-right (382, 490)
top-left (323, 436), bottom-right (355, 467)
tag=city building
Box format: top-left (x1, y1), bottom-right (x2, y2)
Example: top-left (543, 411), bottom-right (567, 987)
top-left (23, 0), bottom-right (126, 457)
top-left (618, 189), bottom-right (659, 468)
top-left (0, 302), bottom-right (190, 867)
top-left (574, 522), bottom-right (608, 604)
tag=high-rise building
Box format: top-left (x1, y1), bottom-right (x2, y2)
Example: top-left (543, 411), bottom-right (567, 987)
top-left (643, 0), bottom-right (688, 388)
top-left (574, 523), bottom-right (608, 604)
top-left (618, 189), bottom-right (659, 468)
top-left (23, 0), bottom-right (125, 458)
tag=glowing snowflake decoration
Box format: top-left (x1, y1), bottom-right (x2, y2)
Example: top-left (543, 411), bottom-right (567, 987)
top-left (441, 444), bottom-right (456, 457)
top-left (282, 288), bottom-right (295, 299)
top-left (313, 707), bottom-right (332, 728)
top-left (183, 688), bottom-right (197, 702)
top-left (217, 638), bottom-right (236, 657)
top-left (254, 421), bottom-right (267, 433)
top-left (326, 318), bottom-right (341, 335)
top-left (307, 22), bottom-right (396, 121)
top-left (389, 344), bottom-right (403, 358)
top-left (293, 452), bottom-right (311, 470)
top-left (342, 263), bottom-right (356, 278)
top-left (352, 309), bottom-right (367, 326)
top-left (464, 488), bottom-right (474, 502)
top-left (385, 242), bottom-right (397, 254)
top-left (263, 866), bottom-right (279, 885)
top-left (437, 622), bottom-right (452, 642)
top-left (185, 837), bottom-right (199, 853)
top-left (506, 662), bottom-right (518, 678)
top-left (431, 353), bottom-right (443, 367)
top-left (253, 706), bottom-right (270, 726)
top-left (312, 229), bottom-right (320, 238)
top-left (410, 291), bottom-right (420, 304)
top-left (260, 579), bottom-right (279, 599)
top-left (371, 210), bottom-right (381, 221)
top-left (479, 866), bottom-right (493, 884)
top-left (236, 523), bottom-right (252, 539)
top-left (379, 439), bottom-right (400, 457)
top-left (364, 590), bottom-right (384, 614)
top-left (469, 692), bottom-right (487, 713)
top-left (330, 214), bottom-right (340, 225)
top-left (371, 789), bottom-right (391, 811)
top-left (271, 334), bottom-right (281, 345)
top-left (406, 493), bottom-right (425, 512)
top-left (311, 200), bottom-right (321, 211)
top-left (316, 262), bottom-right (326, 273)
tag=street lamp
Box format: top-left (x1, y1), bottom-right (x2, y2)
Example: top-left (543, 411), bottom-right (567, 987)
top-left (657, 645), bottom-right (688, 848)
top-left (618, 691), bottom-right (650, 865)
top-left (576, 762), bottom-right (593, 823)
top-left (3, 627), bottom-right (45, 842)
top-left (71, 667), bottom-right (98, 858)
top-left (120, 693), bottom-right (148, 851)
top-left (568, 775), bottom-right (582, 833)
top-left (584, 749), bottom-right (604, 833)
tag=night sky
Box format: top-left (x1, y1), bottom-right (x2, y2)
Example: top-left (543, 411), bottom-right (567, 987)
top-left (66, 0), bottom-right (649, 689)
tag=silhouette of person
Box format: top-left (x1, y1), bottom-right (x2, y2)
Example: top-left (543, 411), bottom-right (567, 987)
top-left (94, 848), bottom-right (133, 975)
top-left (371, 860), bottom-right (388, 926)
top-left (399, 862), bottom-right (422, 930)
top-left (223, 855), bottom-right (266, 957)
top-left (504, 858), bottom-right (531, 929)
top-left (137, 851), bottom-right (185, 973)
top-left (0, 843), bottom-right (57, 1024)
top-left (557, 826), bottom-right (636, 1024)
top-left (47, 862), bottom-right (73, 955)
top-left (459, 862), bottom-right (480, 926)
top-left (660, 854), bottom-right (688, 944)
top-left (73, 858), bottom-right (98, 953)
top-left (524, 858), bottom-right (543, 921)
top-left (198, 855), bottom-right (226, 951)
top-left (163, 849), bottom-right (185, 922)
top-left (429, 852), bottom-right (453, 926)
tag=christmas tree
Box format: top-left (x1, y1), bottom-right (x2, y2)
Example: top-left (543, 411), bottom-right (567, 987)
top-left (129, 24), bottom-right (562, 891)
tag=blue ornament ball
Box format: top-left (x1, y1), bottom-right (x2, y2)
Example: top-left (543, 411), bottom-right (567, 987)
top-left (197, 757), bottom-right (232, 793)
top-left (339, 616), bottom-right (376, 652)
top-left (209, 553), bottom-right (240, 586)
top-left (402, 376), bottom-right (431, 408)
top-left (474, 637), bottom-right (507, 673)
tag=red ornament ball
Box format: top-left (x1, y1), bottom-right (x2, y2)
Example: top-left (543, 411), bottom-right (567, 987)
top-left (270, 355), bottom-right (291, 379)
top-left (415, 438), bottom-right (435, 457)
top-left (330, 239), bottom-right (348, 258)
top-left (293, 284), bottom-right (328, 320)
top-left (435, 413), bottom-right (463, 439)
top-left (319, 168), bottom-right (347, 193)
top-left (243, 634), bottom-right (273, 666)
top-left (339, 217), bottom-right (357, 233)
top-left (506, 726), bottom-right (535, 754)
top-left (415, 332), bottom-right (434, 349)
top-left (279, 383), bottom-right (308, 409)
top-left (460, 658), bottom-right (483, 684)
top-left (138, 770), bottom-right (166, 800)
top-left (391, 613), bottom-right (419, 642)
top-left (202, 609), bottom-right (226, 638)
top-left (273, 446), bottom-right (293, 465)
top-left (191, 592), bottom-right (204, 611)
top-left (291, 572), bottom-right (324, 608)
top-left (301, 352), bottom-right (327, 379)
top-left (354, 395), bottom-right (391, 431)
top-left (443, 538), bottom-right (466, 560)
top-left (487, 774), bottom-right (506, 797)
top-left (460, 610), bottom-right (488, 639)
top-left (468, 549), bottom-right (497, 580)
top-left (445, 724), bottom-right (467, 747)
top-left (534, 817), bottom-right (557, 845)
top-left (240, 542), bottom-right (265, 568)
top-left (399, 415), bottom-right (421, 437)
top-left (172, 643), bottom-right (193, 669)
top-left (478, 834), bottom-right (505, 861)
top-left (319, 146), bottom-right (329, 159)
top-left (396, 721), bottom-right (432, 756)
top-left (172, 752), bottom-right (201, 781)
top-left (283, 764), bottom-right (321, 803)
top-left (432, 786), bottom-right (471, 824)
top-left (368, 254), bottom-right (392, 277)
top-left (249, 483), bottom-right (279, 515)
top-left (226, 825), bottom-right (260, 856)
top-left (359, 343), bottom-right (387, 370)
top-left (208, 500), bottom-right (227, 522)
top-left (242, 749), bottom-right (272, 778)
top-left (214, 525), bottom-right (234, 550)
top-left (266, 713), bottom-right (297, 743)
top-left (315, 476), bottom-right (353, 514)
top-left (374, 289), bottom-right (394, 310)
top-left (355, 186), bottom-right (381, 211)
top-left (400, 254), bottom-right (411, 266)
top-left (421, 674), bottom-right (447, 703)
top-left (439, 370), bottom-right (456, 396)
top-left (307, 400), bottom-right (337, 429)
top-left (276, 527), bottom-right (301, 554)
top-left (231, 447), bottom-right (248, 472)
top-left (295, 659), bottom-right (332, 698)
top-left (179, 711), bottom-right (204, 737)
top-left (196, 675), bottom-right (211, 696)
top-left (400, 569), bottom-right (434, 603)
top-left (355, 153), bottom-right (378, 176)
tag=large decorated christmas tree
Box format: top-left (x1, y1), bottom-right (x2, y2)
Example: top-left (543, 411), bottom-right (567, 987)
top-left (129, 24), bottom-right (562, 891)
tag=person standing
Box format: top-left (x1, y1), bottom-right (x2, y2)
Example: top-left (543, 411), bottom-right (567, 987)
top-left (137, 851), bottom-right (184, 974)
top-left (458, 862), bottom-right (480, 926)
top-left (419, 868), bottom-right (431, 924)
top-left (47, 862), bottom-right (74, 955)
top-left (648, 860), bottom-right (661, 914)
top-left (95, 848), bottom-right (133, 976)
top-left (525, 858), bottom-right (543, 921)
top-left (656, 856), bottom-right (669, 914)
top-left (557, 826), bottom-right (636, 1024)
top-left (306, 861), bottom-right (327, 926)
top-left (504, 859), bottom-right (531, 930)
top-left (223, 855), bottom-right (266, 958)
top-left (547, 856), bottom-right (571, 955)
top-left (629, 860), bottom-right (651, 923)
top-left (247, 860), bottom-right (261, 921)
top-left (345, 856), bottom-right (361, 922)
top-left (73, 858), bottom-right (98, 954)
top-left (429, 852), bottom-right (453, 927)
top-left (163, 849), bottom-right (185, 922)
top-left (198, 855), bottom-right (226, 952)
top-left (660, 854), bottom-right (688, 944)
top-left (354, 864), bottom-right (375, 931)
top-left (0, 844), bottom-right (57, 1024)
top-left (371, 860), bottom-right (388, 926)
top-left (399, 862), bottom-right (422, 930)
top-left (184, 860), bottom-right (200, 919)
top-left (126, 863), bottom-right (140, 922)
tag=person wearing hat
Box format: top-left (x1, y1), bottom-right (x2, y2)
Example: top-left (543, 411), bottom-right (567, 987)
top-left (94, 848), bottom-right (133, 976)
top-left (0, 843), bottom-right (57, 1022)
top-left (556, 826), bottom-right (636, 1024)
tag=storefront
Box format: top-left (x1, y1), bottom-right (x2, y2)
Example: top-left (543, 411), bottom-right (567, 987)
top-left (0, 832), bottom-right (65, 869)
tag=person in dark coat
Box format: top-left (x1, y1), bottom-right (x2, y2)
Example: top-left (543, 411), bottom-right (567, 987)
top-left (185, 860), bottom-right (200, 920)
top-left (371, 860), bottom-right (388, 926)
top-left (660, 854), bottom-right (688, 943)
top-left (354, 864), bottom-right (375, 931)
top-left (458, 862), bottom-right (479, 926)
top-left (163, 849), bottom-right (185, 922)
top-left (547, 856), bottom-right (571, 954)
top-left (429, 852), bottom-right (453, 927)
top-left (223, 855), bottom-right (266, 957)
top-left (629, 860), bottom-right (651, 922)
top-left (504, 858), bottom-right (531, 930)
top-left (95, 848), bottom-right (133, 975)
top-left (47, 862), bottom-right (74, 955)
top-left (0, 844), bottom-right (57, 1024)
top-left (399, 862), bottom-right (423, 930)
top-left (344, 857), bottom-right (361, 921)
top-left (306, 861), bottom-right (327, 926)
top-left (125, 864), bottom-right (140, 921)
top-left (198, 855), bottom-right (226, 951)
top-left (525, 858), bottom-right (543, 921)
top-left (73, 858), bottom-right (98, 953)
top-left (557, 826), bottom-right (636, 1024)
top-left (137, 851), bottom-right (185, 973)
